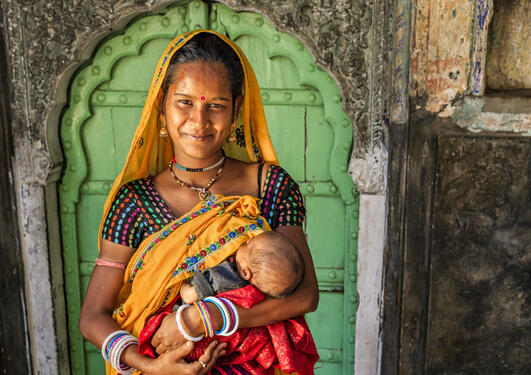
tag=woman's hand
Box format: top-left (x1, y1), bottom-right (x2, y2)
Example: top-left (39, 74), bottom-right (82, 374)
top-left (144, 340), bottom-right (227, 375)
top-left (152, 301), bottom-right (222, 354)
top-left (152, 312), bottom-right (187, 355)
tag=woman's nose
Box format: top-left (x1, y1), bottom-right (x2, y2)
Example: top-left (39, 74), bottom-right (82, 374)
top-left (189, 104), bottom-right (208, 127)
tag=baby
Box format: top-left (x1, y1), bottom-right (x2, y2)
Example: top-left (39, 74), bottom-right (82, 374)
top-left (180, 231), bottom-right (305, 303)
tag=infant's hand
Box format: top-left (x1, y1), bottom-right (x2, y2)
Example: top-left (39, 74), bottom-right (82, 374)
top-left (180, 282), bottom-right (198, 304)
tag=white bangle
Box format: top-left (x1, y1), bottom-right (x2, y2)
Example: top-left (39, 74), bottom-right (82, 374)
top-left (101, 330), bottom-right (138, 375)
top-left (176, 303), bottom-right (204, 342)
top-left (218, 297), bottom-right (239, 336)
top-left (204, 297), bottom-right (231, 336)
top-left (101, 330), bottom-right (129, 361)
top-left (110, 335), bottom-right (137, 375)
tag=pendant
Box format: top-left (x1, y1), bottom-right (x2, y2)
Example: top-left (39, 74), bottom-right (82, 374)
top-left (199, 189), bottom-right (211, 201)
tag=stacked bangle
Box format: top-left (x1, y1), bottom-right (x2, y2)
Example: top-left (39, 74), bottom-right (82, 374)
top-left (204, 297), bottom-right (230, 335)
top-left (101, 330), bottom-right (138, 375)
top-left (218, 297), bottom-right (240, 336)
top-left (176, 298), bottom-right (241, 341)
top-left (193, 300), bottom-right (214, 337)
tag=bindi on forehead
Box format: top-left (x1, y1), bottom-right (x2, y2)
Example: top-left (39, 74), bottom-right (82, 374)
top-left (200, 96), bottom-right (205, 101)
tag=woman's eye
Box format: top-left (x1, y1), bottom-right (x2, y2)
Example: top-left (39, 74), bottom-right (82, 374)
top-left (209, 103), bottom-right (226, 110)
top-left (178, 99), bottom-right (192, 106)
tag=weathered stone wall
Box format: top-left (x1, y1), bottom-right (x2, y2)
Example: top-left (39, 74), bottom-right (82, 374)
top-left (409, 0), bottom-right (530, 135)
top-left (486, 0), bottom-right (531, 90)
top-left (410, 0), bottom-right (477, 113)
top-left (383, 0), bottom-right (531, 373)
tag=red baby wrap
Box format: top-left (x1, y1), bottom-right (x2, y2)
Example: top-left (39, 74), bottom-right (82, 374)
top-left (138, 285), bottom-right (319, 375)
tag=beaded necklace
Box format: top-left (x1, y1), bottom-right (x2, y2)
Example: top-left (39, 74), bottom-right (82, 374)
top-left (169, 159), bottom-right (224, 200)
top-left (172, 153), bottom-right (225, 172)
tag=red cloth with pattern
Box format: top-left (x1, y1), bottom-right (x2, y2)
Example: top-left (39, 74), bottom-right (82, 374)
top-left (138, 285), bottom-right (319, 375)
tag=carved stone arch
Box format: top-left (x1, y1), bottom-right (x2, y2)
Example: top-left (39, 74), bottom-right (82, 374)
top-left (46, 1), bottom-right (186, 175)
top-left (57, 1), bottom-right (359, 374)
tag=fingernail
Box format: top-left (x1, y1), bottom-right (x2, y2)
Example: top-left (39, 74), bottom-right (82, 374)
top-left (220, 350), bottom-right (227, 356)
top-left (186, 341), bottom-right (193, 347)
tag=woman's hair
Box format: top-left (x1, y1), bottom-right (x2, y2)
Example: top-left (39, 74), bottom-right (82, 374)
top-left (247, 232), bottom-right (305, 298)
top-left (161, 33), bottom-right (244, 101)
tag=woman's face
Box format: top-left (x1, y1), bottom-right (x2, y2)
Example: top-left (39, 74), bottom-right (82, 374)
top-left (164, 61), bottom-right (239, 164)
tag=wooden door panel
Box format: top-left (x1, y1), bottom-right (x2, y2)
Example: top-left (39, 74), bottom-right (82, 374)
top-left (383, 116), bottom-right (531, 374)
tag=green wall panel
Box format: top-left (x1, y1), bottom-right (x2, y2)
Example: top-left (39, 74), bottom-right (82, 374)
top-left (306, 196), bottom-right (346, 268)
top-left (59, 1), bottom-right (358, 373)
top-left (306, 107), bottom-right (333, 181)
top-left (264, 105), bottom-right (306, 181)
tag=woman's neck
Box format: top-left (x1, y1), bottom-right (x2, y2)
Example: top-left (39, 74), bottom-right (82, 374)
top-left (173, 151), bottom-right (225, 171)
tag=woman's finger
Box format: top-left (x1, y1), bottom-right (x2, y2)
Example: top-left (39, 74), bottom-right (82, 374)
top-left (197, 341), bottom-right (228, 375)
top-left (166, 341), bottom-right (195, 361)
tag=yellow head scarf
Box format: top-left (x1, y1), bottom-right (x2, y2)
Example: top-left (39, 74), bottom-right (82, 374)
top-left (99, 30), bottom-right (278, 249)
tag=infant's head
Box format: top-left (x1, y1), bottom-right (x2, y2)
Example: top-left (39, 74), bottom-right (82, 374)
top-left (235, 231), bottom-right (305, 298)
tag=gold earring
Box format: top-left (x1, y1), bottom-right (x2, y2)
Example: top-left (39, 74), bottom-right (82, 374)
top-left (227, 123), bottom-right (237, 142)
top-left (159, 115), bottom-right (169, 137)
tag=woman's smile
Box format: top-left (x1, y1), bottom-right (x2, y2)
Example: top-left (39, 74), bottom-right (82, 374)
top-left (181, 132), bottom-right (214, 141)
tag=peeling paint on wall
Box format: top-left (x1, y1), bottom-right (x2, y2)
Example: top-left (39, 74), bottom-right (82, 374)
top-left (411, 0), bottom-right (476, 113)
top-left (452, 96), bottom-right (531, 135)
top-left (469, 0), bottom-right (492, 95)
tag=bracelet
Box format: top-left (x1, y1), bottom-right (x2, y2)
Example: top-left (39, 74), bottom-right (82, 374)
top-left (101, 330), bottom-right (129, 361)
top-left (110, 335), bottom-right (137, 375)
top-left (219, 297), bottom-right (239, 336)
top-left (101, 330), bottom-right (138, 374)
top-left (95, 258), bottom-right (126, 270)
top-left (203, 297), bottom-right (230, 335)
top-left (193, 300), bottom-right (214, 337)
top-left (176, 304), bottom-right (204, 342)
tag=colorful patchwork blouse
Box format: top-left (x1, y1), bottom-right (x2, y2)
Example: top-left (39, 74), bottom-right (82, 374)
top-left (102, 165), bottom-right (305, 249)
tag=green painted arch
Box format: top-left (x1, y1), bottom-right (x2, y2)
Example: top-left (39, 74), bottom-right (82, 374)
top-left (60, 1), bottom-right (359, 374)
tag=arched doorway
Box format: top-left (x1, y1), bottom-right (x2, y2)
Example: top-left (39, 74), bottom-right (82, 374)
top-left (59, 1), bottom-right (358, 373)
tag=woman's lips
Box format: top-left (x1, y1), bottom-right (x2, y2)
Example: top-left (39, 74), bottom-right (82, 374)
top-left (183, 133), bottom-right (212, 141)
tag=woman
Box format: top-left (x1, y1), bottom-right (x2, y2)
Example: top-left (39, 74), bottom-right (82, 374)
top-left (79, 30), bottom-right (319, 375)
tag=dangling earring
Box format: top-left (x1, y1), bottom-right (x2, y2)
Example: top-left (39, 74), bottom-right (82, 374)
top-left (227, 123), bottom-right (237, 143)
top-left (159, 115), bottom-right (169, 137)
top-left (227, 105), bottom-right (238, 142)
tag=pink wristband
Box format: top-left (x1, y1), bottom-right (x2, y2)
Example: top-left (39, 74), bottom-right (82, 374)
top-left (95, 258), bottom-right (126, 270)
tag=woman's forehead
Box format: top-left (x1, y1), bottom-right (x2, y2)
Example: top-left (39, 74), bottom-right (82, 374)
top-left (168, 61), bottom-right (231, 94)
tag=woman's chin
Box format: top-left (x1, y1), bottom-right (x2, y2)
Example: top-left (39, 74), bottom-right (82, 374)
top-left (176, 146), bottom-right (223, 162)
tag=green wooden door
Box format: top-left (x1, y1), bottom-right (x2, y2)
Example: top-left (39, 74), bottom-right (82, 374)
top-left (60, 1), bottom-right (359, 373)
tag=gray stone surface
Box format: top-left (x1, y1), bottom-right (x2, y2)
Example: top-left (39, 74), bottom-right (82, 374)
top-left (355, 194), bottom-right (386, 375)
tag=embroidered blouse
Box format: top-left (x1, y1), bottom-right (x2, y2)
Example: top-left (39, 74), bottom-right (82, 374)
top-left (101, 165), bottom-right (305, 249)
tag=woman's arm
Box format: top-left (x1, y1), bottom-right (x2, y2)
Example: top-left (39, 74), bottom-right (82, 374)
top-left (80, 239), bottom-right (227, 374)
top-left (152, 225), bottom-right (318, 353)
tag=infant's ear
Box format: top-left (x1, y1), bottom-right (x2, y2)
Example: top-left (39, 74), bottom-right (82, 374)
top-left (240, 267), bottom-right (252, 281)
